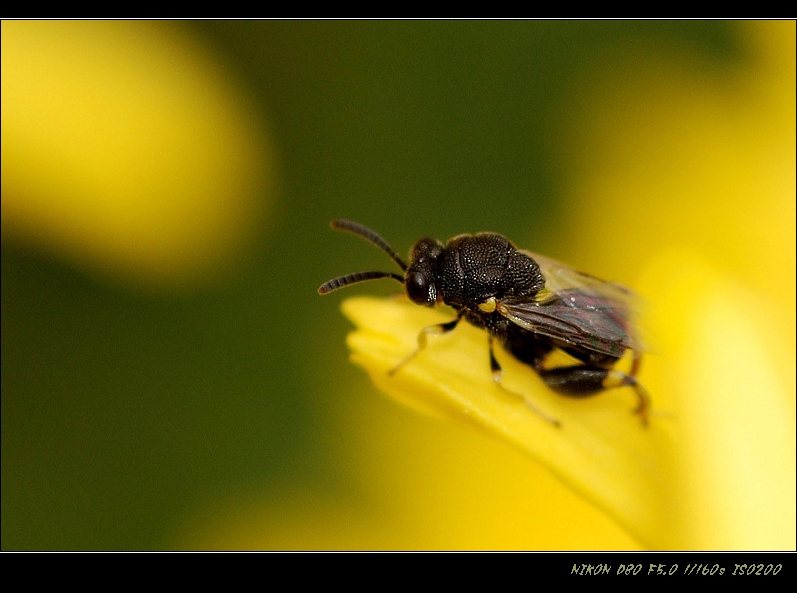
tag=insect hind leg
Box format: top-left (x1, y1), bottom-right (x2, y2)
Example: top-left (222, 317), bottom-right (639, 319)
top-left (538, 361), bottom-right (650, 426)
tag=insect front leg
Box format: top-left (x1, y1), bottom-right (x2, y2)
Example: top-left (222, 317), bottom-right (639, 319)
top-left (388, 314), bottom-right (463, 376)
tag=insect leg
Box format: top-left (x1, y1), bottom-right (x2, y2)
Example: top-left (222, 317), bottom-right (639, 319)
top-left (538, 363), bottom-right (650, 426)
top-left (605, 352), bottom-right (651, 425)
top-left (490, 336), bottom-right (560, 427)
top-left (388, 314), bottom-right (462, 376)
top-left (488, 335), bottom-right (503, 382)
top-left (602, 373), bottom-right (650, 426)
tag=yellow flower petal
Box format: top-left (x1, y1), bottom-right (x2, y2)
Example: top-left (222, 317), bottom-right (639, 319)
top-left (341, 295), bottom-right (678, 549)
top-left (637, 250), bottom-right (795, 550)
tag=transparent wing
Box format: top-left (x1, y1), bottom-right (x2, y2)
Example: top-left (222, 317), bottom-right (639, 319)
top-left (497, 251), bottom-right (641, 358)
top-left (525, 251), bottom-right (637, 306)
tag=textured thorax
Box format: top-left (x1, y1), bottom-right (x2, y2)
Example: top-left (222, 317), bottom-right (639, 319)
top-left (438, 233), bottom-right (544, 309)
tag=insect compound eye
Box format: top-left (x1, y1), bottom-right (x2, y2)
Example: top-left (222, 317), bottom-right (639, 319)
top-left (406, 271), bottom-right (435, 305)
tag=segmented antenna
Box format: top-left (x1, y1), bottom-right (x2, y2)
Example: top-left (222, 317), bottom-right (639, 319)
top-left (317, 220), bottom-right (407, 295)
top-left (330, 219), bottom-right (408, 271)
top-left (318, 271), bottom-right (404, 294)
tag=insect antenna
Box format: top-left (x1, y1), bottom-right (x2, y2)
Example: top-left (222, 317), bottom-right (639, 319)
top-left (318, 220), bottom-right (407, 295)
top-left (330, 219), bottom-right (408, 271)
top-left (318, 271), bottom-right (404, 294)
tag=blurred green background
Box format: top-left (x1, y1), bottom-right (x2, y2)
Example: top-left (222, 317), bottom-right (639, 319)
top-left (2, 20), bottom-right (792, 550)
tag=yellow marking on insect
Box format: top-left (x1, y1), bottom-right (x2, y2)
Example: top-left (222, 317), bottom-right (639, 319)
top-left (534, 287), bottom-right (556, 304)
top-left (478, 297), bottom-right (497, 313)
top-left (602, 370), bottom-right (628, 389)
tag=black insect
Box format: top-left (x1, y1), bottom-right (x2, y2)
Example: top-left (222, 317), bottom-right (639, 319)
top-left (318, 219), bottom-right (650, 426)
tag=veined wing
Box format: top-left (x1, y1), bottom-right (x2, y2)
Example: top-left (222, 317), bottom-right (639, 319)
top-left (499, 251), bottom-right (642, 358)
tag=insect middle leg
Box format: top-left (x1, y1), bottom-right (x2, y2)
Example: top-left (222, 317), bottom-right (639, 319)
top-left (489, 336), bottom-right (561, 427)
top-left (389, 314), bottom-right (463, 376)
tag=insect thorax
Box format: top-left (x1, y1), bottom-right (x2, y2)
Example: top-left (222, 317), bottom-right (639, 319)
top-left (437, 233), bottom-right (545, 309)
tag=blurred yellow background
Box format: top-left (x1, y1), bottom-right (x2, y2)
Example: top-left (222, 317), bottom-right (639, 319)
top-left (2, 20), bottom-right (794, 550)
